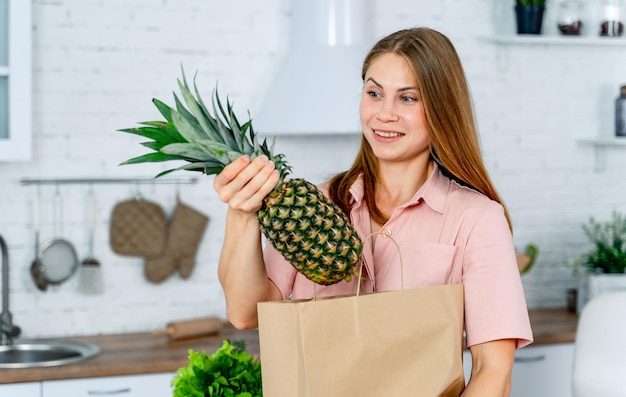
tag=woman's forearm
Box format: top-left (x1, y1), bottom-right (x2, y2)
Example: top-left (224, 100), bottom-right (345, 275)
top-left (217, 208), bottom-right (279, 329)
top-left (462, 339), bottom-right (516, 397)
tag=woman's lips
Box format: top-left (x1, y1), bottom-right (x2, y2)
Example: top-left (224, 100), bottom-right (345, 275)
top-left (373, 129), bottom-right (404, 140)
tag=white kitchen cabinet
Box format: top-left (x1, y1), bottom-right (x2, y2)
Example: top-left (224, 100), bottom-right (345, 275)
top-left (0, 0), bottom-right (32, 161)
top-left (462, 350), bottom-right (472, 385)
top-left (41, 373), bottom-right (174, 397)
top-left (463, 343), bottom-right (574, 397)
top-left (511, 343), bottom-right (574, 397)
top-left (0, 382), bottom-right (40, 396)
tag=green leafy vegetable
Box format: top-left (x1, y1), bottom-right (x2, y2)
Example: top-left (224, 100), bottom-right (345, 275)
top-left (171, 339), bottom-right (262, 397)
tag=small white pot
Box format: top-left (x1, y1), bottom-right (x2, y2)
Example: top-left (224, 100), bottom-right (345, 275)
top-left (578, 273), bottom-right (626, 314)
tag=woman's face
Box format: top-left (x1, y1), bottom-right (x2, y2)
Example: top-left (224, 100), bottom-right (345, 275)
top-left (359, 52), bottom-right (431, 166)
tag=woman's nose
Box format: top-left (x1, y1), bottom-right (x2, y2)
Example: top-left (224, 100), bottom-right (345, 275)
top-left (376, 99), bottom-right (398, 122)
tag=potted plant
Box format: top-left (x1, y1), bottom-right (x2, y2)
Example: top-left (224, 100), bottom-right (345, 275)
top-left (515, 0), bottom-right (548, 34)
top-left (575, 211), bottom-right (626, 312)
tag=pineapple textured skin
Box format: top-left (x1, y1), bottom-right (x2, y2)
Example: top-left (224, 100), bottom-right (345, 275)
top-left (118, 70), bottom-right (363, 286)
top-left (258, 178), bottom-right (362, 285)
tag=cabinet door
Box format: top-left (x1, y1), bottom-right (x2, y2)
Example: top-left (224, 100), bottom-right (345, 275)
top-left (0, 0), bottom-right (32, 160)
top-left (0, 382), bottom-right (41, 397)
top-left (42, 373), bottom-right (174, 397)
top-left (463, 343), bottom-right (574, 397)
top-left (511, 344), bottom-right (574, 397)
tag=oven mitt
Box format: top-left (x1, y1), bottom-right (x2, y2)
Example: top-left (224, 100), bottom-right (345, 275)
top-left (110, 199), bottom-right (167, 257)
top-left (144, 201), bottom-right (209, 283)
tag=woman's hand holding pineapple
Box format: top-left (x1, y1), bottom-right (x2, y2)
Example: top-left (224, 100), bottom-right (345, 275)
top-left (213, 155), bottom-right (279, 214)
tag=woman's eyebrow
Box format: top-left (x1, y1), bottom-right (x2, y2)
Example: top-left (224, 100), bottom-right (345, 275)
top-left (364, 77), bottom-right (382, 88)
top-left (365, 77), bottom-right (417, 93)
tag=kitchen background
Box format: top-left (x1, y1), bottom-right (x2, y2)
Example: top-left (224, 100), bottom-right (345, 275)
top-left (1, 0), bottom-right (625, 339)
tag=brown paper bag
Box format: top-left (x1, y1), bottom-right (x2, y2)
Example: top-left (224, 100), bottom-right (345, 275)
top-left (257, 283), bottom-right (465, 397)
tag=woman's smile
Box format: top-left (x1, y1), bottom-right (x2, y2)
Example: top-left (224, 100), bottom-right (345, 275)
top-left (373, 129), bottom-right (404, 139)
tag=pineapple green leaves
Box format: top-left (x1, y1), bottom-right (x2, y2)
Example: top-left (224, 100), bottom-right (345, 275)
top-left (119, 70), bottom-right (363, 286)
top-left (118, 71), bottom-right (291, 183)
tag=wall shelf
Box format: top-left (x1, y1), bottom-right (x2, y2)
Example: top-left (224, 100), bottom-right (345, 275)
top-left (483, 34), bottom-right (626, 171)
top-left (481, 34), bottom-right (626, 73)
top-left (578, 137), bottom-right (626, 171)
top-left (482, 35), bottom-right (626, 46)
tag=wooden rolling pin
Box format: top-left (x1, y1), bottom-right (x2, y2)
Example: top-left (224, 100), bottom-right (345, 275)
top-left (152, 316), bottom-right (224, 341)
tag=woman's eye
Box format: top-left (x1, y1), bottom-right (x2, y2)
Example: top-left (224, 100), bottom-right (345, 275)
top-left (366, 90), bottom-right (381, 98)
top-left (400, 95), bottom-right (417, 102)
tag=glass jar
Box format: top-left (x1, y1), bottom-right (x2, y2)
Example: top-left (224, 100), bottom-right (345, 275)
top-left (557, 1), bottom-right (585, 36)
top-left (600, 0), bottom-right (624, 36)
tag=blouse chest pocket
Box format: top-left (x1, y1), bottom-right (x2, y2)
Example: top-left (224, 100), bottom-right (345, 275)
top-left (398, 242), bottom-right (459, 288)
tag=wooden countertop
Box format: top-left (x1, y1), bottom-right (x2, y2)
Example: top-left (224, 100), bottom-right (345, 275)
top-left (1, 326), bottom-right (260, 384)
top-left (528, 308), bottom-right (579, 345)
top-left (1, 308), bottom-right (578, 384)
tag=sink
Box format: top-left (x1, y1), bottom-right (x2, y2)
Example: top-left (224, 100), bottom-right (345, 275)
top-left (0, 236), bottom-right (100, 369)
top-left (0, 339), bottom-right (101, 369)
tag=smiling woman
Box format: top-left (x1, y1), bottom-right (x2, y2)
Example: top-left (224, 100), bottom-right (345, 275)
top-left (210, 27), bottom-right (533, 396)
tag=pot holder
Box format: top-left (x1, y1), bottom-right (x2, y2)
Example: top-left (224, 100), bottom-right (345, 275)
top-left (144, 200), bottom-right (209, 283)
top-left (109, 199), bottom-right (167, 257)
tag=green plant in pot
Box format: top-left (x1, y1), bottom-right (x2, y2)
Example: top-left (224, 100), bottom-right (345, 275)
top-left (515, 0), bottom-right (548, 34)
top-left (574, 211), bottom-right (626, 312)
top-left (577, 211), bottom-right (626, 274)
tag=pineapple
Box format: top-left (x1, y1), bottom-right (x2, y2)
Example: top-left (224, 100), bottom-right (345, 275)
top-left (119, 71), bottom-right (363, 286)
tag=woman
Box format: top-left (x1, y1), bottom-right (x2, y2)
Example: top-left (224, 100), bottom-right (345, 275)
top-left (215, 27), bottom-right (533, 396)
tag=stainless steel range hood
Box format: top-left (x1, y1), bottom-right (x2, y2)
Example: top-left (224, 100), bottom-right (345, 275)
top-left (252, 0), bottom-right (372, 135)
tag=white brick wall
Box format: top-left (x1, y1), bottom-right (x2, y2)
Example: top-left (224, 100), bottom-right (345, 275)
top-left (1, 0), bottom-right (625, 338)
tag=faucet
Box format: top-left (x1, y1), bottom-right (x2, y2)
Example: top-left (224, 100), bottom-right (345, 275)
top-left (0, 234), bottom-right (21, 345)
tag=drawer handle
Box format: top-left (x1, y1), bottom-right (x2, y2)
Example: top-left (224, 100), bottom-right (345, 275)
top-left (87, 388), bottom-right (131, 395)
top-left (514, 355), bottom-right (546, 363)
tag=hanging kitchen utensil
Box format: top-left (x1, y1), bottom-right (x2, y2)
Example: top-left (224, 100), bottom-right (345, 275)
top-left (109, 191), bottom-right (167, 257)
top-left (30, 185), bottom-right (79, 291)
top-left (29, 186), bottom-right (47, 290)
top-left (78, 186), bottom-right (103, 294)
top-left (144, 197), bottom-right (209, 283)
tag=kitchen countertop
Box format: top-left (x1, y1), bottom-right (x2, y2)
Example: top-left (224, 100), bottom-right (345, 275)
top-left (1, 308), bottom-right (578, 384)
top-left (1, 326), bottom-right (260, 384)
top-left (527, 308), bottom-right (579, 345)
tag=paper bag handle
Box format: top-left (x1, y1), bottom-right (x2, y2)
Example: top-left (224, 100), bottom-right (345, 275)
top-left (311, 231), bottom-right (404, 299)
top-left (355, 231), bottom-right (404, 296)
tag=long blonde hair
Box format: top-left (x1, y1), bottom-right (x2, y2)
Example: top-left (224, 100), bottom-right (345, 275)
top-left (328, 27), bottom-right (512, 230)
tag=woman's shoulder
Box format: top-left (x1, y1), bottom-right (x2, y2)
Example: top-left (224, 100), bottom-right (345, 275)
top-left (317, 180), bottom-right (331, 196)
top-left (444, 177), bottom-right (505, 218)
top-left (317, 176), bottom-right (363, 200)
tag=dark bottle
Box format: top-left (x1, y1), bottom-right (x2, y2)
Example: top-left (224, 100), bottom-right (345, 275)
top-left (617, 85), bottom-right (626, 137)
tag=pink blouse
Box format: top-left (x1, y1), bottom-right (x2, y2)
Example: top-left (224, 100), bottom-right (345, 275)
top-left (264, 164), bottom-right (533, 349)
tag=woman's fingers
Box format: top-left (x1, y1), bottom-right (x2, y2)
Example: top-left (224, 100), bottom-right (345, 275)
top-left (213, 155), bottom-right (251, 193)
top-left (213, 155), bottom-right (280, 212)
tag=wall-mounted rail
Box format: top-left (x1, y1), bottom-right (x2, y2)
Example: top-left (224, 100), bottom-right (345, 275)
top-left (20, 177), bottom-right (198, 186)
